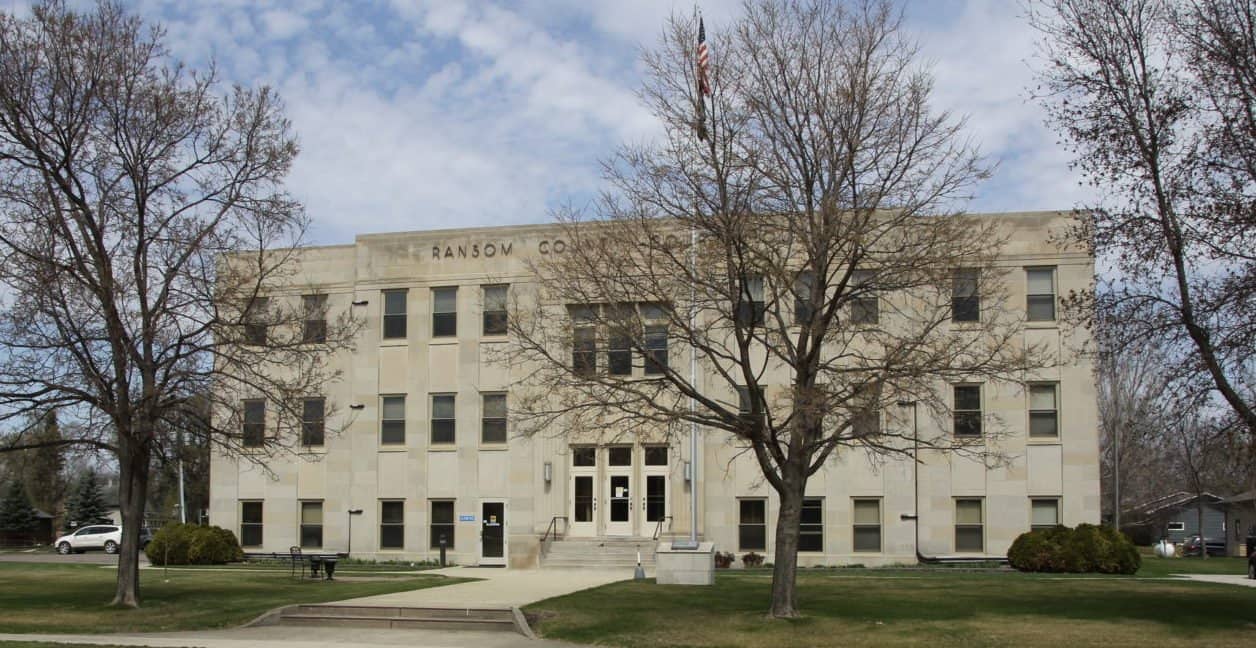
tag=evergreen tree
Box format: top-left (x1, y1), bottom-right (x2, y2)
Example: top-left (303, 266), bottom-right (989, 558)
top-left (0, 479), bottom-right (38, 531)
top-left (64, 471), bottom-right (108, 528)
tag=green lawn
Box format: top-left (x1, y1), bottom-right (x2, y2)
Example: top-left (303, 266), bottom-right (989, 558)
top-left (526, 567), bottom-right (1256, 647)
top-left (0, 562), bottom-right (468, 634)
top-left (1136, 555), bottom-right (1249, 578)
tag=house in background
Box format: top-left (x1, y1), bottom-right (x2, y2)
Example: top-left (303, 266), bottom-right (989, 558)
top-left (1220, 490), bottom-right (1256, 557)
top-left (1122, 491), bottom-right (1227, 548)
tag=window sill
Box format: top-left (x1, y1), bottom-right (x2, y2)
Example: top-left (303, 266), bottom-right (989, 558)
top-left (1026, 437), bottom-right (1061, 444)
top-left (480, 334), bottom-right (508, 341)
top-left (298, 447), bottom-right (327, 455)
top-left (1025, 321), bottom-right (1058, 329)
top-left (429, 338), bottom-right (459, 346)
top-left (378, 446), bottom-right (408, 453)
top-left (380, 339), bottom-right (409, 346)
top-left (428, 445), bottom-right (457, 452)
top-left (478, 444), bottom-right (509, 451)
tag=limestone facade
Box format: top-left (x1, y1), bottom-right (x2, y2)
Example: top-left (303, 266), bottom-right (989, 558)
top-left (208, 211), bottom-right (1101, 568)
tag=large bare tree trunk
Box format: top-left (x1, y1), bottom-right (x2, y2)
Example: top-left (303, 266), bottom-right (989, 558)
top-left (769, 468), bottom-right (805, 618)
top-left (111, 433), bottom-right (150, 607)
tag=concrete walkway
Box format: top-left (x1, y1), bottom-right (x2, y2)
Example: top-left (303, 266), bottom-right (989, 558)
top-left (331, 565), bottom-right (635, 607)
top-left (0, 627), bottom-right (582, 647)
top-left (1174, 573), bottom-right (1256, 588)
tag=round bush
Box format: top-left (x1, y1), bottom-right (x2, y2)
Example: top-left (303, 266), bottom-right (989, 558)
top-left (1008, 523), bottom-right (1140, 574)
top-left (146, 523), bottom-right (243, 565)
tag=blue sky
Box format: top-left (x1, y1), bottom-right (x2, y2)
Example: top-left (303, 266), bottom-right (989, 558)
top-left (39, 0), bottom-right (1089, 245)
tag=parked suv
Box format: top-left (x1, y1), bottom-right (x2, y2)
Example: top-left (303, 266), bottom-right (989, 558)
top-left (54, 525), bottom-right (151, 555)
top-left (1181, 534), bottom-right (1226, 557)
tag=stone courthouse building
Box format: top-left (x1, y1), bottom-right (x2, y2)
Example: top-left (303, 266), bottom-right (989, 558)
top-left (209, 210), bottom-right (1101, 568)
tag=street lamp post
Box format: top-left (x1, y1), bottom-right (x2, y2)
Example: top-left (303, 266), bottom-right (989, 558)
top-left (346, 509), bottom-right (363, 556)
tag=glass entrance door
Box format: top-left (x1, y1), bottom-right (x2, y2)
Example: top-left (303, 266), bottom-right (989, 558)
top-left (570, 474), bottom-right (596, 536)
top-left (604, 446), bottom-right (633, 535)
top-left (480, 501), bottom-right (506, 565)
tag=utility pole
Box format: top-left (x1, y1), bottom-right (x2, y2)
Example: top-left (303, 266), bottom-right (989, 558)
top-left (177, 427), bottom-right (186, 524)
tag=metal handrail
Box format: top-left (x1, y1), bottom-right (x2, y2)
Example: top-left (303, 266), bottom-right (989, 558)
top-left (541, 515), bottom-right (568, 543)
top-left (652, 515), bottom-right (673, 540)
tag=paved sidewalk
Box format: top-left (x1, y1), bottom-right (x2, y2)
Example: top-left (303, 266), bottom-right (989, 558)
top-left (0, 626), bottom-right (583, 647)
top-left (1174, 573), bottom-right (1256, 588)
top-left (331, 565), bottom-right (635, 607)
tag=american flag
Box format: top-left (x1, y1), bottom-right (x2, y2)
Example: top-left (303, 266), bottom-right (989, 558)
top-left (697, 17), bottom-right (711, 96)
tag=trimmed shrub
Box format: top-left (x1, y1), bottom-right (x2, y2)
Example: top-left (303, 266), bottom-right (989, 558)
top-left (146, 523), bottom-right (243, 566)
top-left (1007, 523), bottom-right (1139, 574)
top-left (741, 551), bottom-right (764, 567)
top-left (714, 551), bottom-right (736, 568)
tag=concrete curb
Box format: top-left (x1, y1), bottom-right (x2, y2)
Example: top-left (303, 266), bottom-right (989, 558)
top-left (511, 606), bottom-right (538, 640)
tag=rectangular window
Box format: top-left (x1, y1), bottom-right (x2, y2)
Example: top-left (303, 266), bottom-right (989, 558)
top-left (1026, 267), bottom-right (1056, 322)
top-left (302, 294), bottom-right (327, 343)
top-left (737, 385), bottom-right (765, 421)
top-left (738, 499), bottom-right (767, 551)
top-left (244, 297), bottom-right (268, 345)
top-left (1167, 521), bottom-right (1185, 532)
top-left (955, 498), bottom-right (984, 552)
top-left (572, 446), bottom-right (596, 467)
top-left (953, 385), bottom-right (982, 437)
top-left (608, 446), bottom-right (632, 466)
top-left (299, 501), bottom-right (323, 549)
top-left (570, 306), bottom-right (597, 376)
top-left (853, 499), bottom-right (881, 552)
top-left (482, 285), bottom-right (508, 336)
top-left (643, 324), bottom-right (668, 374)
top-left (380, 500), bottom-right (404, 549)
top-left (430, 500), bottom-right (454, 550)
top-left (608, 331), bottom-right (632, 375)
top-left (799, 498), bottom-right (823, 552)
top-left (1031, 498), bottom-right (1060, 531)
top-left (952, 268), bottom-right (980, 322)
top-left (381, 395), bottom-right (405, 445)
top-left (644, 446), bottom-right (668, 466)
top-left (794, 271), bottom-right (815, 324)
top-left (432, 287), bottom-right (457, 337)
top-left (431, 394), bottom-right (456, 445)
top-left (481, 393), bottom-right (507, 444)
top-left (383, 290), bottom-right (407, 339)
top-left (240, 501), bottom-right (263, 547)
top-left (301, 397), bottom-right (325, 447)
top-left (736, 275), bottom-right (766, 327)
top-left (242, 399), bottom-right (265, 448)
top-left (850, 270), bottom-right (879, 325)
top-left (1029, 383), bottom-right (1059, 438)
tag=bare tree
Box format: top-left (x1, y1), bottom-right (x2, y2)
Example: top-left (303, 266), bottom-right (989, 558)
top-left (507, 0), bottom-right (1048, 618)
top-left (1031, 0), bottom-right (1256, 440)
top-left (0, 1), bottom-right (357, 607)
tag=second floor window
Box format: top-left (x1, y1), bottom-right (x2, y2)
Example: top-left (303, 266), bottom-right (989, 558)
top-left (383, 290), bottom-right (407, 339)
top-left (644, 325), bottom-right (668, 374)
top-left (952, 268), bottom-right (980, 322)
top-left (570, 305), bottom-right (597, 376)
top-left (482, 285), bottom-right (508, 335)
top-left (1029, 383), bottom-right (1059, 437)
top-left (433, 287), bottom-right (457, 337)
top-left (794, 271), bottom-right (815, 324)
top-left (381, 395), bottom-right (405, 445)
top-left (431, 394), bottom-right (456, 444)
top-left (953, 385), bottom-right (982, 437)
top-left (481, 393), bottom-right (507, 444)
top-left (244, 297), bottom-right (268, 345)
top-left (242, 399), bottom-right (265, 447)
top-left (302, 294), bottom-right (327, 343)
top-left (301, 397), bottom-right (325, 446)
top-left (736, 275), bottom-right (765, 327)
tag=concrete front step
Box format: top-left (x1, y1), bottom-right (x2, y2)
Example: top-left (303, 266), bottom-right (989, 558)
top-left (265, 604), bottom-right (528, 635)
top-left (541, 536), bottom-right (659, 569)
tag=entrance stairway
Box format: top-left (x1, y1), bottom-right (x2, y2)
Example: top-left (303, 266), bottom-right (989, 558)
top-left (258, 604), bottom-right (531, 635)
top-left (540, 536), bottom-right (658, 570)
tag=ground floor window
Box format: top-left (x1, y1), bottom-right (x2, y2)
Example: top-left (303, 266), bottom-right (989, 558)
top-left (955, 498), bottom-right (984, 552)
top-left (380, 500), bottom-right (404, 549)
top-left (739, 499), bottom-right (766, 551)
top-left (240, 501), bottom-right (263, 547)
top-left (852, 498), bottom-right (881, 552)
top-left (300, 501), bottom-right (323, 549)
top-left (1030, 498), bottom-right (1060, 531)
top-left (799, 498), bottom-right (823, 552)
top-left (430, 500), bottom-right (454, 550)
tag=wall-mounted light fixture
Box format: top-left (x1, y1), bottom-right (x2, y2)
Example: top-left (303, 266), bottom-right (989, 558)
top-left (684, 460), bottom-right (692, 482)
top-left (348, 404), bottom-right (365, 410)
top-left (543, 461), bottom-right (553, 483)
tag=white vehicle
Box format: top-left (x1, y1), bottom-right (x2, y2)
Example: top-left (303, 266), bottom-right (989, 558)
top-left (55, 524), bottom-right (123, 555)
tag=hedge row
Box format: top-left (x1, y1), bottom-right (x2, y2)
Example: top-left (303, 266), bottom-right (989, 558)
top-left (144, 523), bottom-right (243, 565)
top-left (1007, 523), bottom-right (1140, 574)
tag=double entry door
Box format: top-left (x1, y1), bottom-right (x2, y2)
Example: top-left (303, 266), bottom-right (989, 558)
top-left (569, 445), bottom-right (669, 537)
